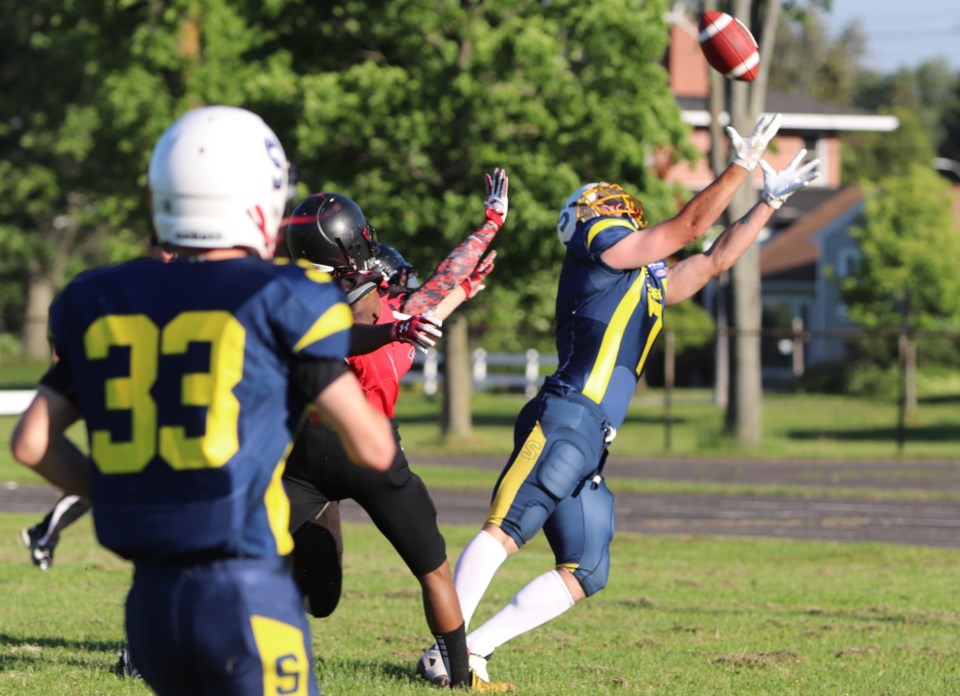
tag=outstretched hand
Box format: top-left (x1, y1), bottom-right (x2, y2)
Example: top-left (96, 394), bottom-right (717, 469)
top-left (390, 312), bottom-right (443, 353)
top-left (759, 149), bottom-right (821, 210)
top-left (484, 168), bottom-right (509, 225)
top-left (726, 113), bottom-right (783, 172)
top-left (460, 250), bottom-right (497, 299)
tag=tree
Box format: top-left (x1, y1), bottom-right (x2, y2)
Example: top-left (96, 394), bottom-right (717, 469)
top-left (841, 165), bottom-right (960, 412)
top-left (0, 1), bottom-right (304, 357)
top-left (769, 5), bottom-right (866, 105)
top-left (842, 107), bottom-right (936, 183)
top-left (272, 0), bottom-right (698, 431)
top-left (853, 59), bottom-right (957, 157)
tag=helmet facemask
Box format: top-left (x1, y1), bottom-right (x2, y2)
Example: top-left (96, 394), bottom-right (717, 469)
top-left (577, 183), bottom-right (647, 230)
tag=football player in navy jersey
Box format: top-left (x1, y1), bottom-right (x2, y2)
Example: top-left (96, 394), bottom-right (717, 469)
top-left (19, 234), bottom-right (173, 573)
top-left (418, 115), bottom-right (821, 685)
top-left (10, 105), bottom-right (395, 696)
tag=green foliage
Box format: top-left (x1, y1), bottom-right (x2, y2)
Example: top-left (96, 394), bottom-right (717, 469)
top-left (0, 0), bottom-right (703, 349)
top-left (771, 5), bottom-right (866, 105)
top-left (841, 165), bottom-right (960, 331)
top-left (273, 0), bottom-right (697, 342)
top-left (841, 108), bottom-right (936, 183)
top-left (853, 59), bottom-right (958, 157)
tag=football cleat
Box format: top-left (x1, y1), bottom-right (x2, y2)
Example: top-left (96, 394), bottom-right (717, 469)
top-left (20, 527), bottom-right (53, 571)
top-left (416, 644), bottom-right (450, 687)
top-left (469, 653), bottom-right (514, 692)
top-left (470, 669), bottom-right (515, 693)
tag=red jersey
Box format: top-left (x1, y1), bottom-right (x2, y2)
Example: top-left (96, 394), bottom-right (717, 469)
top-left (347, 292), bottom-right (416, 417)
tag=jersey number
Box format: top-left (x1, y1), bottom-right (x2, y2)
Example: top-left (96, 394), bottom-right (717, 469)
top-left (84, 312), bottom-right (244, 474)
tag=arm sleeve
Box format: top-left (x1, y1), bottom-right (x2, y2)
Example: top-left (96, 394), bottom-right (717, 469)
top-left (402, 213), bottom-right (502, 315)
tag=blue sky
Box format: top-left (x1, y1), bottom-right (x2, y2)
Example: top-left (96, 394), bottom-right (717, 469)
top-left (828, 0), bottom-right (960, 72)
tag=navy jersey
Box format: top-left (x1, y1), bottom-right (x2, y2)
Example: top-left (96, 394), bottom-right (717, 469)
top-left (545, 216), bottom-right (667, 428)
top-left (46, 256), bottom-right (352, 562)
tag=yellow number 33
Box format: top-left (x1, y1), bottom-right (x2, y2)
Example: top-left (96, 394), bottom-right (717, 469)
top-left (84, 311), bottom-right (244, 474)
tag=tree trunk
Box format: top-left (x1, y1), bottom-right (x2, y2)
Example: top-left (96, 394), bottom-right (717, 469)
top-left (725, 228), bottom-right (763, 448)
top-left (706, 29), bottom-right (730, 408)
top-left (441, 314), bottom-right (472, 436)
top-left (904, 333), bottom-right (918, 416)
top-left (22, 264), bottom-right (55, 360)
top-left (721, 0), bottom-right (780, 449)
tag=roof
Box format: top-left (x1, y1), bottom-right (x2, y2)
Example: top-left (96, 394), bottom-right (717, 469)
top-left (760, 185), bottom-right (864, 282)
top-left (678, 89), bottom-right (899, 132)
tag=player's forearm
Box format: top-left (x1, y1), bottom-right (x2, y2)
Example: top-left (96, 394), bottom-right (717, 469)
top-left (705, 201), bottom-right (774, 272)
top-left (403, 214), bottom-right (501, 315)
top-left (673, 164), bottom-right (750, 240)
top-left (11, 387), bottom-right (89, 497)
top-left (32, 436), bottom-right (91, 499)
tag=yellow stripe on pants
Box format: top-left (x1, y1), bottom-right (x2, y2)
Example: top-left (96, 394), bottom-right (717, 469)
top-left (486, 422), bottom-right (546, 526)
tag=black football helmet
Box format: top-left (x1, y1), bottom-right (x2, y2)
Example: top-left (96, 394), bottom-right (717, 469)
top-left (374, 243), bottom-right (419, 290)
top-left (284, 192), bottom-right (379, 272)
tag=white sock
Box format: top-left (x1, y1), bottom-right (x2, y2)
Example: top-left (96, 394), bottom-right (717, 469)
top-left (454, 530), bottom-right (509, 629)
top-left (466, 569), bottom-right (576, 658)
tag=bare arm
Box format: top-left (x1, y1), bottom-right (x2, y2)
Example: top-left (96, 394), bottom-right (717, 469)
top-left (311, 371), bottom-right (395, 471)
top-left (601, 164), bottom-right (749, 270)
top-left (430, 285), bottom-right (468, 321)
top-left (664, 148), bottom-right (821, 307)
top-left (603, 114), bottom-right (782, 270)
top-left (11, 386), bottom-right (89, 498)
top-left (663, 202), bottom-right (775, 306)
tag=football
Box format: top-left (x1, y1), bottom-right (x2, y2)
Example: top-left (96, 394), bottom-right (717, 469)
top-left (698, 11), bottom-right (760, 82)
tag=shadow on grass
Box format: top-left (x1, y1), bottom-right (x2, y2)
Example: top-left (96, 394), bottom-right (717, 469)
top-left (788, 424), bottom-right (958, 443)
top-left (0, 633), bottom-right (122, 669)
top-left (317, 656), bottom-right (420, 685)
top-left (920, 393), bottom-right (960, 405)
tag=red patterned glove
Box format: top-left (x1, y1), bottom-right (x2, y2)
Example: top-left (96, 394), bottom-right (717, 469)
top-left (389, 312), bottom-right (443, 353)
top-left (460, 250), bottom-right (496, 299)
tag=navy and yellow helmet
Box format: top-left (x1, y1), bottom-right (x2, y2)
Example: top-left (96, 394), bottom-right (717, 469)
top-left (557, 182), bottom-right (647, 245)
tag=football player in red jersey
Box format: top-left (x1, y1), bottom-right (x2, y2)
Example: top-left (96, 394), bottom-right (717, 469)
top-left (282, 170), bottom-right (509, 691)
top-left (10, 106), bottom-right (395, 696)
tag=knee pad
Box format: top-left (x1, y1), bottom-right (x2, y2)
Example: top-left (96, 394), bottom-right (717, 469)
top-left (536, 429), bottom-right (594, 500)
top-left (572, 543), bottom-right (611, 597)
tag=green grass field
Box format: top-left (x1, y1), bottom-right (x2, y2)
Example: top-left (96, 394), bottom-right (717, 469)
top-left (2, 387), bottom-right (959, 487)
top-left (1, 515), bottom-right (959, 695)
top-left (1, 367), bottom-right (958, 693)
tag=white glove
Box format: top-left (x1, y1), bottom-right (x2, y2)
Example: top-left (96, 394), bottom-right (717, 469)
top-left (726, 113), bottom-right (783, 172)
top-left (759, 148), bottom-right (821, 210)
top-left (483, 168), bottom-right (509, 223)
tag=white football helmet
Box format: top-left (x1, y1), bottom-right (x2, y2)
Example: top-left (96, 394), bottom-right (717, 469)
top-left (556, 182), bottom-right (647, 245)
top-left (148, 105), bottom-right (292, 259)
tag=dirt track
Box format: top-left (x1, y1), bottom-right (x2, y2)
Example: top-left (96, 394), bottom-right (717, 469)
top-left (5, 456), bottom-right (960, 549)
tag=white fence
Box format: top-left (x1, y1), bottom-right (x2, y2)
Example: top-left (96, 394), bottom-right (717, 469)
top-left (404, 349), bottom-right (558, 397)
top-left (0, 352), bottom-right (558, 415)
top-left (0, 390), bottom-right (36, 416)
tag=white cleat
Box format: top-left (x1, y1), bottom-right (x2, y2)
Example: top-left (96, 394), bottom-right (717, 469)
top-left (416, 644), bottom-right (450, 687)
